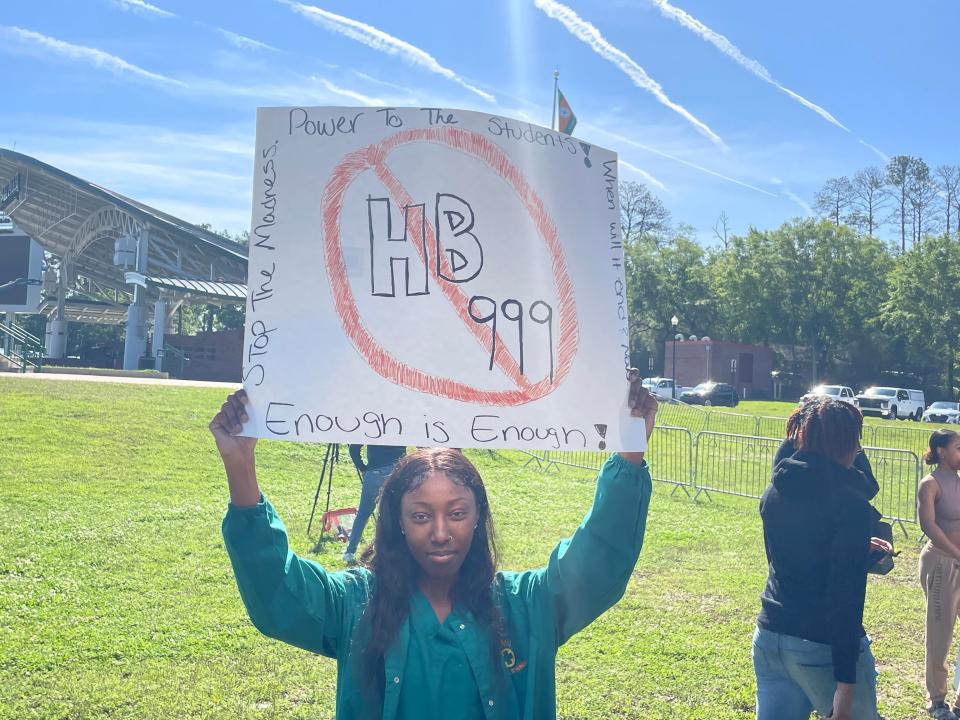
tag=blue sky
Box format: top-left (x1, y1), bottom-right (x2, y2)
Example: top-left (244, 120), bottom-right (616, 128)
top-left (1, 0), bottom-right (956, 244)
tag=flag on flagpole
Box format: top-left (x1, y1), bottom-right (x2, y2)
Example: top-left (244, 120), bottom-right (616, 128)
top-left (556, 88), bottom-right (577, 135)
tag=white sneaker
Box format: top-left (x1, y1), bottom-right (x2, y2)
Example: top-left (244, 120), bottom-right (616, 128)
top-left (342, 551), bottom-right (355, 564)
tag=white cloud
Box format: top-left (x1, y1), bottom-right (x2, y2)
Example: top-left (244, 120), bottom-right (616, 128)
top-left (651, 0), bottom-right (848, 132)
top-left (216, 29), bottom-right (278, 53)
top-left (109, 0), bottom-right (175, 19)
top-left (353, 71), bottom-right (417, 96)
top-left (619, 159), bottom-right (667, 191)
top-left (781, 189), bottom-right (813, 215)
top-left (590, 124), bottom-right (776, 197)
top-left (859, 139), bottom-right (889, 163)
top-left (10, 118), bottom-right (255, 235)
top-left (769, 177), bottom-right (813, 215)
top-left (1, 26), bottom-right (186, 88)
top-left (533, 0), bottom-right (725, 149)
top-left (320, 79), bottom-right (384, 106)
top-left (279, 1), bottom-right (496, 103)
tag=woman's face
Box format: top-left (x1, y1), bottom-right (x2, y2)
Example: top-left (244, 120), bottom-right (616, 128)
top-left (938, 435), bottom-right (960, 470)
top-left (399, 471), bottom-right (479, 581)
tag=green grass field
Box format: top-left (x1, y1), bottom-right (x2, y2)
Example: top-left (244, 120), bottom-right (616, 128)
top-left (0, 378), bottom-right (941, 718)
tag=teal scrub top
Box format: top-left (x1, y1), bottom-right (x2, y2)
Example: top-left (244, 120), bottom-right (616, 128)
top-left (222, 453), bottom-right (652, 720)
top-left (398, 590), bottom-right (484, 720)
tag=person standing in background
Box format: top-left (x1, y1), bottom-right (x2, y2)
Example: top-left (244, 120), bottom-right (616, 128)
top-left (344, 444), bottom-right (406, 564)
top-left (917, 429), bottom-right (960, 720)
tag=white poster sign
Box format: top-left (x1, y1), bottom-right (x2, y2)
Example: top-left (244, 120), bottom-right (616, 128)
top-left (241, 106), bottom-right (643, 452)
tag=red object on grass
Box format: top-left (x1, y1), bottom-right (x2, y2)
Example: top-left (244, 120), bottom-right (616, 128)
top-left (322, 507), bottom-right (358, 542)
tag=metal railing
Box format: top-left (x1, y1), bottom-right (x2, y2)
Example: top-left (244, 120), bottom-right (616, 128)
top-left (0, 322), bottom-right (44, 372)
top-left (644, 426), bottom-right (695, 496)
top-left (520, 425), bottom-right (696, 495)
top-left (515, 427), bottom-right (922, 534)
top-left (864, 446), bottom-right (921, 532)
top-left (693, 432), bottom-right (782, 501)
top-left (657, 402), bottom-right (789, 440)
top-left (865, 425), bottom-right (931, 459)
top-left (162, 343), bottom-right (191, 378)
top-left (652, 402), bottom-right (937, 460)
top-left (756, 415), bottom-right (788, 439)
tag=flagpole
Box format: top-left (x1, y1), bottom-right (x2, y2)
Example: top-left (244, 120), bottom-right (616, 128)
top-left (551, 68), bottom-right (559, 131)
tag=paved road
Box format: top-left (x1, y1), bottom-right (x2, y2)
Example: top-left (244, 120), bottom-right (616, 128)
top-left (0, 372), bottom-right (238, 388)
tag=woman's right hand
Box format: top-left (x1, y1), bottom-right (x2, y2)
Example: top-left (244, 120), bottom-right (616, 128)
top-left (209, 389), bottom-right (257, 465)
top-left (825, 682), bottom-right (854, 720)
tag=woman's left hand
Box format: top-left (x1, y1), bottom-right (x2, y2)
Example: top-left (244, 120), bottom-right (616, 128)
top-left (870, 537), bottom-right (893, 554)
top-left (619, 368), bottom-right (658, 466)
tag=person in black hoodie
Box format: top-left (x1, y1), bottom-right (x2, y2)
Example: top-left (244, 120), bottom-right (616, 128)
top-left (753, 398), bottom-right (889, 720)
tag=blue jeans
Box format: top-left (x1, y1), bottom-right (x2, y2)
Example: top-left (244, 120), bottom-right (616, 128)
top-left (345, 465), bottom-right (391, 554)
top-left (753, 626), bottom-right (879, 720)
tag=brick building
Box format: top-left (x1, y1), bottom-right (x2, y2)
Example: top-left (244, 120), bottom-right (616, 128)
top-left (665, 339), bottom-right (774, 400)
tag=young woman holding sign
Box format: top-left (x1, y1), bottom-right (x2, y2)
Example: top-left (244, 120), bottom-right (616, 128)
top-left (210, 372), bottom-right (657, 719)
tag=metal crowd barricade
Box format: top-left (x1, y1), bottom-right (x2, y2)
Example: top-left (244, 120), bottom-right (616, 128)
top-left (540, 449), bottom-right (606, 475)
top-left (702, 411), bottom-right (758, 437)
top-left (520, 450), bottom-right (547, 469)
top-left (656, 401), bottom-right (709, 435)
top-left (514, 426), bottom-right (922, 534)
top-left (644, 426), bottom-right (695, 495)
top-left (867, 424), bottom-right (932, 460)
top-left (693, 431), bottom-right (782, 501)
top-left (863, 445), bottom-right (920, 534)
top-left (519, 426), bottom-right (695, 495)
top-left (756, 415), bottom-right (788, 439)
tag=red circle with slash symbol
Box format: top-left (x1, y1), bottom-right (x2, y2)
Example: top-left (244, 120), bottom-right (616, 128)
top-left (321, 126), bottom-right (579, 406)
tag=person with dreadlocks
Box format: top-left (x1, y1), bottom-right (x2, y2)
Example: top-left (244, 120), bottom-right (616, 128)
top-left (209, 371), bottom-right (657, 720)
top-left (773, 399), bottom-right (878, 489)
top-left (917, 428), bottom-right (960, 719)
top-left (753, 397), bottom-right (889, 720)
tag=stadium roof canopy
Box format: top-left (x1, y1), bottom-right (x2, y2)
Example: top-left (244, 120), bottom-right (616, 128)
top-left (0, 148), bottom-right (248, 323)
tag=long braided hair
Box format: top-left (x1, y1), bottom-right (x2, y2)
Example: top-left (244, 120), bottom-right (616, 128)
top-left (786, 397), bottom-right (863, 464)
top-left (355, 448), bottom-right (502, 709)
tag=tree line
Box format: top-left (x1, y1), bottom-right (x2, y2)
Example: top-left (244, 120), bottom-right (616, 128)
top-left (622, 155), bottom-right (960, 399)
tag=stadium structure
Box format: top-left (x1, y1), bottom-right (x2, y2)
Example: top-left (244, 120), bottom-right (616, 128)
top-left (0, 149), bottom-right (248, 380)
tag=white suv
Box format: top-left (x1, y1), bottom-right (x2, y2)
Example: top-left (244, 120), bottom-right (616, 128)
top-left (923, 402), bottom-right (960, 424)
top-left (856, 387), bottom-right (925, 421)
top-left (799, 384), bottom-right (858, 406)
top-left (641, 377), bottom-right (686, 400)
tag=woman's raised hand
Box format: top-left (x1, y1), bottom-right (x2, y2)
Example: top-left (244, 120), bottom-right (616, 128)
top-left (209, 389), bottom-right (257, 464)
top-left (619, 368), bottom-right (658, 466)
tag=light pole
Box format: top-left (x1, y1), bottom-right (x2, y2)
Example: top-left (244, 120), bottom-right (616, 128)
top-left (671, 315), bottom-right (679, 399)
top-left (703, 337), bottom-right (712, 381)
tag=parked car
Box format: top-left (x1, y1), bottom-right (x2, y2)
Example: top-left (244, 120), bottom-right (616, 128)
top-left (855, 386), bottom-right (925, 420)
top-left (641, 377), bottom-right (688, 400)
top-left (0, 213), bottom-right (12, 234)
top-left (799, 384), bottom-right (858, 406)
top-left (680, 381), bottom-right (739, 407)
top-left (923, 401), bottom-right (960, 424)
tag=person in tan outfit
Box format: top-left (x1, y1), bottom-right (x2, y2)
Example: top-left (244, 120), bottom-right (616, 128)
top-left (918, 429), bottom-right (960, 720)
